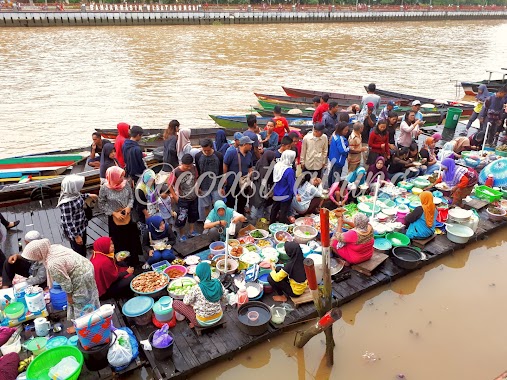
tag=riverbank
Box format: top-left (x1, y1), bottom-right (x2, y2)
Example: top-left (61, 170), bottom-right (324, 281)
top-left (1, 9), bottom-right (507, 27)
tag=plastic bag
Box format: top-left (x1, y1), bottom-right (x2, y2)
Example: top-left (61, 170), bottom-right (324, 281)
top-left (152, 324), bottom-right (173, 349)
top-left (48, 356), bottom-right (80, 380)
top-left (107, 330), bottom-right (133, 369)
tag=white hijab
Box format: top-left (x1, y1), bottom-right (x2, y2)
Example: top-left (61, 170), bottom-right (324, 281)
top-left (273, 150), bottom-right (296, 183)
top-left (57, 175), bottom-right (85, 207)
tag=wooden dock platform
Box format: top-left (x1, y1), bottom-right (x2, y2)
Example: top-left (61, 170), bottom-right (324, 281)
top-left (1, 199), bottom-right (505, 379)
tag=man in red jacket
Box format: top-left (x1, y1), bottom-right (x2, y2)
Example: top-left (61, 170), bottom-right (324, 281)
top-left (312, 93), bottom-right (330, 123)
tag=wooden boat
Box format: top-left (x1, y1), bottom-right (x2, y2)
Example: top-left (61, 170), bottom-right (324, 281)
top-left (95, 127), bottom-right (241, 140)
top-left (0, 149), bottom-right (157, 208)
top-left (461, 80), bottom-right (506, 96)
top-left (257, 99), bottom-right (317, 112)
top-left (209, 115), bottom-right (313, 132)
top-left (370, 87), bottom-right (475, 117)
top-left (253, 107), bottom-right (314, 119)
top-left (282, 86), bottom-right (408, 105)
top-left (0, 153), bottom-right (86, 172)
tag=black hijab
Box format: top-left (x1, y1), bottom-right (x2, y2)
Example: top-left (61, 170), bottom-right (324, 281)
top-left (283, 242), bottom-right (306, 283)
top-left (99, 143), bottom-right (118, 179)
top-left (255, 150), bottom-right (276, 182)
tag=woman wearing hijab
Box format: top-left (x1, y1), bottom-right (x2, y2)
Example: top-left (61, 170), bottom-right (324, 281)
top-left (172, 262), bottom-right (226, 328)
top-left (431, 158), bottom-right (478, 206)
top-left (214, 130), bottom-right (230, 156)
top-left (367, 156), bottom-right (389, 184)
top-left (0, 353), bottom-right (21, 380)
top-left (270, 150), bottom-right (297, 224)
top-left (58, 174), bottom-right (97, 256)
top-left (250, 150), bottom-right (276, 222)
top-left (2, 231), bottom-right (46, 289)
top-left (404, 191), bottom-right (437, 239)
top-left (22, 238), bottom-right (100, 320)
top-left (176, 128), bottom-right (192, 163)
top-left (204, 200), bottom-right (246, 241)
top-left (90, 237), bottom-right (133, 299)
top-left (268, 242), bottom-right (307, 302)
top-left (134, 169), bottom-right (158, 224)
top-left (419, 137), bottom-right (440, 174)
top-left (99, 143), bottom-right (118, 181)
top-left (98, 166), bottom-right (141, 267)
top-left (331, 213), bottom-right (374, 265)
top-left (462, 84), bottom-right (490, 135)
top-left (144, 215), bottom-right (177, 265)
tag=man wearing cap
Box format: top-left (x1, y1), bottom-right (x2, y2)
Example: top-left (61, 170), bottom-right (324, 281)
top-left (223, 136), bottom-right (254, 215)
top-left (313, 94), bottom-right (330, 124)
top-left (361, 83), bottom-right (381, 115)
top-left (410, 100), bottom-right (424, 121)
top-left (321, 101), bottom-right (340, 138)
top-left (225, 132), bottom-right (243, 155)
top-left (378, 100), bottom-right (396, 121)
top-left (122, 125), bottom-right (147, 184)
top-left (300, 123), bottom-right (328, 178)
top-left (1, 231), bottom-right (46, 289)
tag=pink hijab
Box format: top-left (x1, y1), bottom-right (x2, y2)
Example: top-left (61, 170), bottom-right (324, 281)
top-left (105, 166), bottom-right (127, 191)
top-left (176, 128), bottom-right (191, 155)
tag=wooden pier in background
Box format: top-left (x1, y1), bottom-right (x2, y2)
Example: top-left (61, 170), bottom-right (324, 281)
top-left (1, 198), bottom-right (505, 379)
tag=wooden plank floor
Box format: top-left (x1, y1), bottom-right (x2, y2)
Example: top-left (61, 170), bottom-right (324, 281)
top-left (1, 199), bottom-right (506, 379)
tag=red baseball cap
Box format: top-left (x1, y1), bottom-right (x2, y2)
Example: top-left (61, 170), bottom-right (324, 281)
top-left (367, 102), bottom-right (374, 109)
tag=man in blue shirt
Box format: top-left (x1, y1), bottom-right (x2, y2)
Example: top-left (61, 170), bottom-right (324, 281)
top-left (321, 101), bottom-right (339, 138)
top-left (328, 121), bottom-right (350, 187)
top-left (243, 115), bottom-right (262, 162)
top-left (223, 136), bottom-right (254, 215)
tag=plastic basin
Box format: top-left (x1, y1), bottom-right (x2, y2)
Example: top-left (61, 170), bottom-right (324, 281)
top-left (27, 346), bottom-right (83, 380)
top-left (386, 232), bottom-right (410, 247)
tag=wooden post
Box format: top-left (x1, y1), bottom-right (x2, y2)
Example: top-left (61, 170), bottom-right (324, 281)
top-left (295, 308), bottom-right (342, 348)
top-left (320, 208), bottom-right (335, 366)
top-left (303, 258), bottom-right (321, 311)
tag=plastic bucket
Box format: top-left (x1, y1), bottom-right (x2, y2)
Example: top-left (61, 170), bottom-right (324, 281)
top-left (149, 331), bottom-right (174, 361)
top-left (77, 331), bottom-right (116, 371)
top-left (444, 107), bottom-right (463, 129)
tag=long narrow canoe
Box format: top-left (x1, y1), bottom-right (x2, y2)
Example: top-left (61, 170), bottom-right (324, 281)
top-left (460, 80), bottom-right (505, 96)
top-left (209, 115), bottom-right (313, 133)
top-left (370, 87), bottom-right (475, 117)
top-left (96, 127), bottom-right (241, 139)
top-left (257, 99), bottom-right (317, 112)
top-left (282, 86), bottom-right (365, 101)
top-left (0, 154), bottom-right (86, 171)
top-left (253, 107), bottom-right (314, 119)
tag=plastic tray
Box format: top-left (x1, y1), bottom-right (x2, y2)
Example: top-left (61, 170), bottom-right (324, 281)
top-left (475, 185), bottom-right (502, 203)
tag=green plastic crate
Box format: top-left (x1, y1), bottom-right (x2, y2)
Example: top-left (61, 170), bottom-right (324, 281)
top-left (475, 185), bottom-right (502, 202)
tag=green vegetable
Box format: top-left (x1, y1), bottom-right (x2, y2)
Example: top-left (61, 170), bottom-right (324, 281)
top-left (251, 230), bottom-right (264, 238)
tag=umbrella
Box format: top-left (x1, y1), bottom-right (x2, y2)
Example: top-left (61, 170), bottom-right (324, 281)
top-left (478, 158), bottom-right (507, 186)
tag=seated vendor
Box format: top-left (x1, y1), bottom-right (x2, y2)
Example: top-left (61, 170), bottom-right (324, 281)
top-left (292, 174), bottom-right (323, 216)
top-left (268, 242), bottom-right (308, 302)
top-left (90, 237), bottom-right (133, 299)
top-left (404, 191), bottom-right (437, 240)
top-left (203, 200), bottom-right (247, 241)
top-left (430, 158), bottom-right (478, 207)
top-left (1, 231), bottom-right (46, 289)
top-left (173, 262), bottom-right (226, 328)
top-left (367, 156), bottom-right (390, 184)
top-left (0, 352), bottom-right (20, 380)
top-left (145, 215), bottom-right (177, 267)
top-left (326, 180), bottom-right (349, 209)
top-left (388, 147), bottom-right (416, 184)
top-left (331, 213), bottom-right (374, 265)
top-left (408, 142), bottom-right (427, 175)
top-left (88, 132), bottom-right (110, 168)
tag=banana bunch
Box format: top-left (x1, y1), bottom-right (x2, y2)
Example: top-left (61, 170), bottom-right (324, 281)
top-left (18, 356), bottom-right (34, 372)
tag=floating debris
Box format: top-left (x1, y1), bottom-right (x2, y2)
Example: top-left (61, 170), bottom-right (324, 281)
top-left (362, 351), bottom-right (378, 362)
top-left (397, 374), bottom-right (406, 379)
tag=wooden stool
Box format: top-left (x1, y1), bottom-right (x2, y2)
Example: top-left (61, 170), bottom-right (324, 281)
top-left (412, 234), bottom-right (436, 249)
top-left (290, 288), bottom-right (313, 308)
top-left (352, 252), bottom-right (388, 277)
top-left (194, 319), bottom-right (226, 336)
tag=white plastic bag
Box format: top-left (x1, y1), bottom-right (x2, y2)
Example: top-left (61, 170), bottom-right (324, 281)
top-left (48, 356), bottom-right (80, 380)
top-left (107, 330), bottom-right (133, 368)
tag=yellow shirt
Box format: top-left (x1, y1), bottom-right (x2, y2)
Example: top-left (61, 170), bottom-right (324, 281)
top-left (270, 269), bottom-right (308, 295)
top-left (473, 102), bottom-right (483, 114)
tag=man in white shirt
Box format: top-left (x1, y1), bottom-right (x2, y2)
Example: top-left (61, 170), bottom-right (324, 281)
top-left (300, 123), bottom-right (329, 179)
